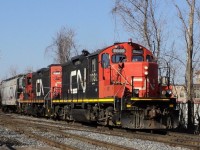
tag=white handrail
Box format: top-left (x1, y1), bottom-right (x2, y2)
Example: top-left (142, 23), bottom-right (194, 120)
top-left (110, 64), bottom-right (131, 85)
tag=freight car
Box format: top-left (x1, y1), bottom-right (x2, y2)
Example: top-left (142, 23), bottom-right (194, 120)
top-left (0, 40), bottom-right (179, 129)
top-left (0, 75), bottom-right (24, 112)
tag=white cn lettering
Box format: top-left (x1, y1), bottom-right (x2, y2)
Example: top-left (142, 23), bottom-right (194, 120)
top-left (70, 68), bottom-right (86, 94)
top-left (70, 70), bottom-right (77, 94)
top-left (77, 69), bottom-right (86, 93)
top-left (36, 79), bottom-right (44, 96)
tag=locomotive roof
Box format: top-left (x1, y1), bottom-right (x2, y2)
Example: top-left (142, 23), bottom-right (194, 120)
top-left (32, 64), bottom-right (60, 74)
top-left (89, 49), bottom-right (102, 56)
top-left (48, 64), bottom-right (61, 67)
top-left (1, 74), bottom-right (24, 82)
top-left (35, 67), bottom-right (49, 73)
top-left (62, 41), bottom-right (152, 66)
top-left (62, 50), bottom-right (89, 66)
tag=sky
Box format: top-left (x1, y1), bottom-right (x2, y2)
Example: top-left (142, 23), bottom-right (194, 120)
top-left (0, 0), bottom-right (189, 82)
top-left (0, 0), bottom-right (130, 79)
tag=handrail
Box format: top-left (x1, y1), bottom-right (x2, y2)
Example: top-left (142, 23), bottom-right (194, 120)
top-left (121, 80), bottom-right (128, 110)
top-left (110, 64), bottom-right (131, 85)
top-left (44, 89), bottom-right (51, 108)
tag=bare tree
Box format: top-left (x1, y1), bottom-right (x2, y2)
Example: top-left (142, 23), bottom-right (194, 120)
top-left (45, 26), bottom-right (78, 64)
top-left (174, 0), bottom-right (197, 129)
top-left (112, 0), bottom-right (165, 58)
top-left (8, 65), bottom-right (19, 77)
top-left (24, 66), bottom-right (34, 74)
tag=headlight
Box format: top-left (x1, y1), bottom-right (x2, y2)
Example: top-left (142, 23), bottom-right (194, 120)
top-left (165, 90), bottom-right (172, 97)
top-left (133, 89), bottom-right (139, 97)
top-left (162, 90), bottom-right (166, 95)
top-left (144, 66), bottom-right (148, 70)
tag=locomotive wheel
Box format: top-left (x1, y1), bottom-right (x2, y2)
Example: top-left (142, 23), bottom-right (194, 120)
top-left (63, 105), bottom-right (72, 120)
top-left (54, 106), bottom-right (61, 120)
top-left (167, 116), bottom-right (172, 129)
top-left (105, 107), bottom-right (114, 126)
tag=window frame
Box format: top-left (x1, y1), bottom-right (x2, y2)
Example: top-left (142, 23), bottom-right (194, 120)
top-left (111, 54), bottom-right (126, 63)
top-left (101, 53), bottom-right (110, 68)
top-left (132, 55), bottom-right (144, 62)
top-left (91, 58), bottom-right (97, 72)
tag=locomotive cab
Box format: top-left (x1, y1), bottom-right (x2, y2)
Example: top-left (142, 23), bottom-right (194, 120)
top-left (98, 42), bottom-right (160, 98)
top-left (97, 41), bottom-right (179, 129)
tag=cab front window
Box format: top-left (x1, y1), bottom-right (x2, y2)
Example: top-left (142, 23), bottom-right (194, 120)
top-left (112, 54), bottom-right (126, 63)
top-left (132, 55), bottom-right (143, 62)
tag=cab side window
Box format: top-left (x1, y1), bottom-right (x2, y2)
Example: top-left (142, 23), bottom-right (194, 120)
top-left (91, 58), bottom-right (96, 72)
top-left (101, 53), bottom-right (110, 68)
top-left (27, 77), bottom-right (32, 85)
top-left (90, 57), bottom-right (98, 82)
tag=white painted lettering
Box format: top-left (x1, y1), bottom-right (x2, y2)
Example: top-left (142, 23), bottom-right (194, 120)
top-left (36, 79), bottom-right (44, 96)
top-left (70, 68), bottom-right (86, 94)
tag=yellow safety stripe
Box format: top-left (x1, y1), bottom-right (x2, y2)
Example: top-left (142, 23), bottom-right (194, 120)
top-left (18, 98), bottom-right (114, 103)
top-left (131, 97), bottom-right (170, 101)
top-left (18, 97), bottom-right (171, 104)
top-left (52, 98), bottom-right (114, 103)
top-left (18, 100), bottom-right (44, 103)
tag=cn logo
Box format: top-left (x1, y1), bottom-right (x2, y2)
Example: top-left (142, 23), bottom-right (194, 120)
top-left (36, 79), bottom-right (44, 96)
top-left (70, 68), bottom-right (86, 94)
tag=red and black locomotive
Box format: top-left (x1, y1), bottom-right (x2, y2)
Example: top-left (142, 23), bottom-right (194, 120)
top-left (0, 40), bottom-right (179, 129)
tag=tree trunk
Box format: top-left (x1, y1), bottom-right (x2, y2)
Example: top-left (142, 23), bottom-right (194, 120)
top-left (186, 0), bottom-right (195, 130)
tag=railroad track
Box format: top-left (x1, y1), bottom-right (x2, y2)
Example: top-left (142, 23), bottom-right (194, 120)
top-left (1, 112), bottom-right (200, 149)
top-left (0, 113), bottom-right (134, 150)
top-left (167, 132), bottom-right (200, 149)
top-left (15, 115), bottom-right (200, 149)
